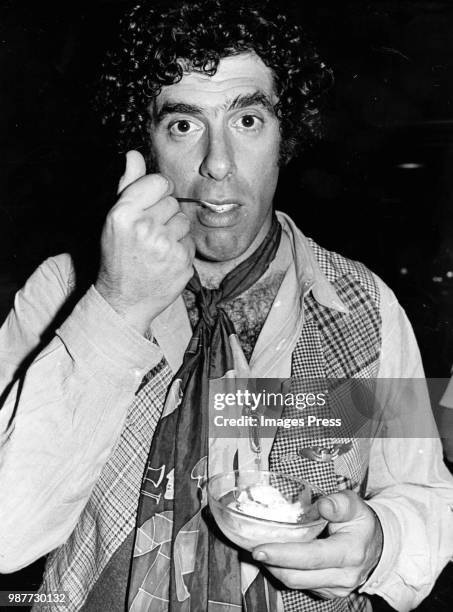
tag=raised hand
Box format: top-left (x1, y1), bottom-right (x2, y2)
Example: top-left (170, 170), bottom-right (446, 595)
top-left (95, 150), bottom-right (195, 335)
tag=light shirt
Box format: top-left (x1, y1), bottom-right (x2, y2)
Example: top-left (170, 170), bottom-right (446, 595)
top-left (0, 213), bottom-right (452, 611)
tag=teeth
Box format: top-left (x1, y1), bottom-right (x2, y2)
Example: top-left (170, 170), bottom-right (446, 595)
top-left (201, 201), bottom-right (237, 213)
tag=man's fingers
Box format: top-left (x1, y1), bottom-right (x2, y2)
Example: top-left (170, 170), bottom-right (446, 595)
top-left (117, 150), bottom-right (147, 194)
top-left (139, 200), bottom-right (189, 232)
top-left (140, 196), bottom-right (180, 226)
top-left (180, 234), bottom-right (196, 261)
top-left (166, 212), bottom-right (192, 241)
top-left (253, 534), bottom-right (354, 570)
top-left (317, 490), bottom-right (362, 523)
top-left (263, 566), bottom-right (357, 592)
top-left (116, 173), bottom-right (173, 213)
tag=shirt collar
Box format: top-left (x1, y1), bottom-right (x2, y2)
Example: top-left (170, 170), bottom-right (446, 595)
top-left (276, 211), bottom-right (349, 314)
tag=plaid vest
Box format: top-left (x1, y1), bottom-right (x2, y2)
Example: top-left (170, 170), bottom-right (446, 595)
top-left (268, 241), bottom-right (381, 612)
top-left (36, 240), bottom-right (381, 612)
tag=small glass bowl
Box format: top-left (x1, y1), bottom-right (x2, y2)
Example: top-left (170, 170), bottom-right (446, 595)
top-left (207, 469), bottom-right (327, 552)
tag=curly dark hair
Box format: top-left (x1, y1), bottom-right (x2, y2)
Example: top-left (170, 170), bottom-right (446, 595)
top-left (98, 0), bottom-right (333, 165)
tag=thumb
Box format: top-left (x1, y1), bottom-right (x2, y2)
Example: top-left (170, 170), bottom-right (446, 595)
top-left (117, 150), bottom-right (147, 194)
top-left (317, 490), bottom-right (361, 523)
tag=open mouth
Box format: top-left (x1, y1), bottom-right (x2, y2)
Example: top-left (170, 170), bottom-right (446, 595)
top-left (177, 198), bottom-right (240, 213)
top-left (199, 201), bottom-right (238, 213)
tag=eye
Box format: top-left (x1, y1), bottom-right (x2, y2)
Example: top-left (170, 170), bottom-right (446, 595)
top-left (169, 119), bottom-right (201, 136)
top-left (241, 115), bottom-right (257, 128)
top-left (233, 114), bottom-right (263, 131)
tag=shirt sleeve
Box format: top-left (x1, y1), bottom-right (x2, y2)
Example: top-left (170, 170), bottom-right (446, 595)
top-left (359, 275), bottom-right (453, 611)
top-left (440, 373), bottom-right (453, 408)
top-left (0, 255), bottom-right (163, 573)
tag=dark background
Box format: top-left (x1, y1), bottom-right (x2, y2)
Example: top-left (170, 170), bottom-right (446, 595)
top-left (0, 0), bottom-right (452, 609)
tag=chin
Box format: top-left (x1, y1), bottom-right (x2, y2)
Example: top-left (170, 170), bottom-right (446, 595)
top-left (194, 232), bottom-right (247, 263)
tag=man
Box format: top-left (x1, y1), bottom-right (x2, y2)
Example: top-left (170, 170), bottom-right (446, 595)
top-left (439, 378), bottom-right (453, 462)
top-left (0, 1), bottom-right (452, 611)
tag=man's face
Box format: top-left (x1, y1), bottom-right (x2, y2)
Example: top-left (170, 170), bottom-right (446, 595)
top-left (150, 53), bottom-right (281, 262)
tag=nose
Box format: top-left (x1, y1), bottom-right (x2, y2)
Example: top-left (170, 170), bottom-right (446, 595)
top-left (199, 127), bottom-right (235, 181)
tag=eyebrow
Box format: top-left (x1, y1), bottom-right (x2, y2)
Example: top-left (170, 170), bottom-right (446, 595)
top-left (229, 92), bottom-right (276, 114)
top-left (154, 91), bottom-right (276, 123)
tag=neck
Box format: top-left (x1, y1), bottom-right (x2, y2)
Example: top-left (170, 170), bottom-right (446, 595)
top-left (194, 218), bottom-right (274, 288)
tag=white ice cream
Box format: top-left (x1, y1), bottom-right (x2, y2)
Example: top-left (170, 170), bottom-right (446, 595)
top-left (229, 484), bottom-right (304, 523)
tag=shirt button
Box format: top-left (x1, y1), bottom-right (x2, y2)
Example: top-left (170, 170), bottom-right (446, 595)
top-left (133, 368), bottom-right (142, 379)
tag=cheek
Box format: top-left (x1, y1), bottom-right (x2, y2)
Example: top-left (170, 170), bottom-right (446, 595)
top-left (248, 154), bottom-right (279, 203)
top-left (151, 132), bottom-right (189, 174)
top-left (156, 148), bottom-right (196, 187)
top-left (246, 134), bottom-right (280, 178)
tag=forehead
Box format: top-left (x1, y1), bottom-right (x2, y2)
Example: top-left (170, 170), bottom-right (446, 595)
top-left (154, 53), bottom-right (276, 110)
